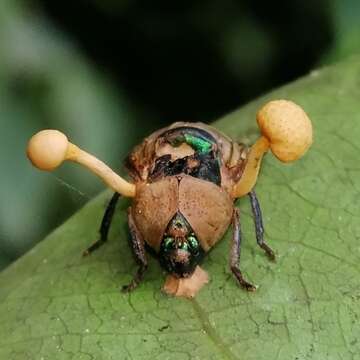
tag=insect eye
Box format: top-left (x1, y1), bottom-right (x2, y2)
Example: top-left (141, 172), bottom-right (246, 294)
top-left (163, 237), bottom-right (174, 251)
top-left (187, 235), bottom-right (199, 251)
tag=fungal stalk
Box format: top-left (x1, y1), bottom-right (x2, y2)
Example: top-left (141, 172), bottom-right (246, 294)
top-left (27, 130), bottom-right (136, 197)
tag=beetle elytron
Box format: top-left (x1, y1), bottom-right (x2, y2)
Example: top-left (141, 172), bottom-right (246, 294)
top-left (27, 100), bottom-right (312, 293)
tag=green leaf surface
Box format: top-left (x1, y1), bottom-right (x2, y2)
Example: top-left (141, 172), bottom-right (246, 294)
top-left (2, 56), bottom-right (360, 360)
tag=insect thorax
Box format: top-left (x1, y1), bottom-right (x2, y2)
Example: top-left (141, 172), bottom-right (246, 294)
top-left (148, 126), bottom-right (222, 186)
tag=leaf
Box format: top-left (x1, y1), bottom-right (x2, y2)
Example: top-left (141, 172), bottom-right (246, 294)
top-left (1, 56), bottom-right (360, 360)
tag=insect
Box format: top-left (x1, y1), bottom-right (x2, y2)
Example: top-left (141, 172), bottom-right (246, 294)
top-left (27, 100), bottom-right (312, 295)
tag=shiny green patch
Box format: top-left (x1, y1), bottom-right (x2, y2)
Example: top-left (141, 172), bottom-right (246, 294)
top-left (184, 134), bottom-right (212, 154)
top-left (187, 235), bottom-right (199, 251)
top-left (163, 237), bottom-right (174, 251)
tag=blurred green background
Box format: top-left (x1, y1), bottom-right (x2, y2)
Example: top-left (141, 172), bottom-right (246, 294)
top-left (0, 0), bottom-right (359, 270)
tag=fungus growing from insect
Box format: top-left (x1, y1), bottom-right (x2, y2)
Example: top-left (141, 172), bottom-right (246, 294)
top-left (232, 100), bottom-right (313, 197)
top-left (27, 129), bottom-right (136, 197)
top-left (27, 99), bottom-right (312, 298)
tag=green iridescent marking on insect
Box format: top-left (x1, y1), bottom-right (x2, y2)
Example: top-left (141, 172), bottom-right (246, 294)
top-left (187, 235), bottom-right (199, 250)
top-left (163, 237), bottom-right (174, 251)
top-left (184, 134), bottom-right (212, 154)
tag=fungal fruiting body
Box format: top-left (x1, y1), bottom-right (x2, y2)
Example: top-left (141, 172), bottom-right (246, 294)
top-left (232, 100), bottom-right (313, 197)
top-left (27, 99), bottom-right (312, 298)
top-left (163, 266), bottom-right (209, 298)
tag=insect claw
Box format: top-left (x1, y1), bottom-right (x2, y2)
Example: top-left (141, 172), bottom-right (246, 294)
top-left (237, 280), bottom-right (257, 292)
top-left (82, 250), bottom-right (90, 257)
top-left (260, 243), bottom-right (276, 262)
top-left (264, 248), bottom-right (276, 262)
top-left (231, 267), bottom-right (257, 292)
top-left (268, 251), bottom-right (276, 262)
top-left (121, 282), bottom-right (138, 293)
top-left (245, 284), bottom-right (258, 292)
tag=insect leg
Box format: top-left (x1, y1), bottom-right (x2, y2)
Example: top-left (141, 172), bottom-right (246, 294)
top-left (230, 208), bottom-right (257, 291)
top-left (121, 208), bottom-right (148, 292)
top-left (248, 191), bottom-right (276, 261)
top-left (83, 192), bottom-right (120, 256)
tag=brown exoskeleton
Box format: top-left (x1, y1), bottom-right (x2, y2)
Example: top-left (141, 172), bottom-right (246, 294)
top-left (27, 100), bottom-right (312, 295)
